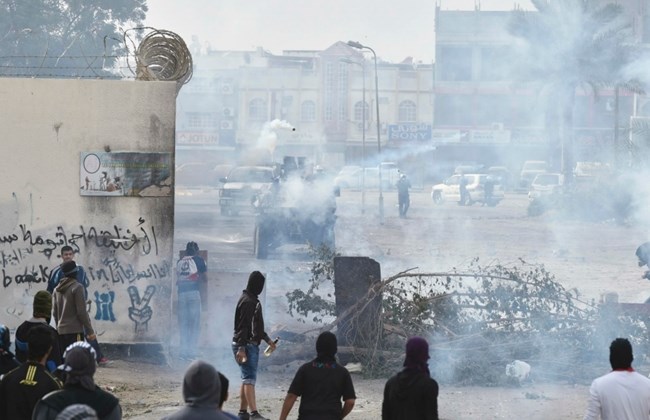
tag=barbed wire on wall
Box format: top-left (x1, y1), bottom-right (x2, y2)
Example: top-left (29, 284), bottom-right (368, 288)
top-left (124, 27), bottom-right (193, 93)
top-left (0, 27), bottom-right (193, 91)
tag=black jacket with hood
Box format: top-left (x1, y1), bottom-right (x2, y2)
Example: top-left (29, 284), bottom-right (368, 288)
top-left (232, 271), bottom-right (270, 347)
top-left (382, 368), bottom-right (439, 420)
top-left (162, 360), bottom-right (232, 420)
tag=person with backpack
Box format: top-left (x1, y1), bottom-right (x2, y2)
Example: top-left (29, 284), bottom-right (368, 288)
top-left (176, 241), bottom-right (207, 361)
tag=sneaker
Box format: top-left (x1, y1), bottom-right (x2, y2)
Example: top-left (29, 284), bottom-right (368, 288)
top-left (237, 412), bottom-right (250, 420)
top-left (249, 412), bottom-right (269, 420)
top-left (97, 357), bottom-right (111, 366)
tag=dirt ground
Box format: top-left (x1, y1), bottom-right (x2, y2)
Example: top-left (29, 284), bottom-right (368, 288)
top-left (100, 189), bottom-right (650, 419)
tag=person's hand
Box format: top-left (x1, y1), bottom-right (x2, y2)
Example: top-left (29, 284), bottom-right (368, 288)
top-left (86, 333), bottom-right (97, 342)
top-left (267, 339), bottom-right (277, 352)
top-left (236, 347), bottom-right (247, 364)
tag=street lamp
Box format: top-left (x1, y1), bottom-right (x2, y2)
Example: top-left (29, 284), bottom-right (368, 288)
top-left (340, 57), bottom-right (367, 214)
top-left (347, 40), bottom-right (384, 224)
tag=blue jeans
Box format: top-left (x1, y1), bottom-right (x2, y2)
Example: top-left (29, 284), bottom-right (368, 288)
top-left (178, 290), bottom-right (201, 357)
top-left (232, 343), bottom-right (259, 385)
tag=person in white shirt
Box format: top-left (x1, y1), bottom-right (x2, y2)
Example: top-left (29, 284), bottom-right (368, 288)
top-left (584, 338), bottom-right (650, 420)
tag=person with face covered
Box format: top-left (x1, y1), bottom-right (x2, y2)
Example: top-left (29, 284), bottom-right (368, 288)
top-left (0, 324), bottom-right (19, 377)
top-left (162, 360), bottom-right (232, 420)
top-left (32, 341), bottom-right (121, 420)
top-left (382, 336), bottom-right (439, 420)
top-left (279, 331), bottom-right (356, 420)
top-left (231, 271), bottom-right (275, 420)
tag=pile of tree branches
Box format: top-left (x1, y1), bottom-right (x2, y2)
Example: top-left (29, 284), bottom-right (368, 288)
top-left (286, 248), bottom-right (650, 384)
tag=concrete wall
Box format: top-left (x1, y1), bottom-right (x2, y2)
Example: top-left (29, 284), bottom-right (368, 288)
top-left (0, 78), bottom-right (176, 344)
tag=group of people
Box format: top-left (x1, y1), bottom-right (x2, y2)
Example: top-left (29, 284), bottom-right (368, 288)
top-left (0, 245), bottom-right (118, 419)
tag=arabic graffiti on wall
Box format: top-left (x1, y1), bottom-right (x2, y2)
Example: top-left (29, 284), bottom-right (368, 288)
top-left (0, 218), bottom-right (170, 338)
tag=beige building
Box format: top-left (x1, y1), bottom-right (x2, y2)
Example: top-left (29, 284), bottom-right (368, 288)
top-left (176, 42), bottom-right (434, 179)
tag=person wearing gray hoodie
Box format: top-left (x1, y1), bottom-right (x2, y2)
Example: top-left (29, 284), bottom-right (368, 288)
top-left (52, 261), bottom-right (96, 356)
top-left (162, 360), bottom-right (233, 420)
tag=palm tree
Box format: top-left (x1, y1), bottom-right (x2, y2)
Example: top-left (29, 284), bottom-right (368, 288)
top-left (508, 0), bottom-right (643, 179)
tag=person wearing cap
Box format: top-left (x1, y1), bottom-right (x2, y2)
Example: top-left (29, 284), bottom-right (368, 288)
top-left (0, 324), bottom-right (62, 420)
top-left (0, 324), bottom-right (19, 377)
top-left (48, 246), bottom-right (108, 365)
top-left (52, 261), bottom-right (97, 358)
top-left (584, 338), bottom-right (650, 420)
top-left (382, 336), bottom-right (439, 420)
top-left (32, 341), bottom-right (121, 420)
top-left (232, 271), bottom-right (275, 420)
top-left (162, 360), bottom-right (232, 420)
top-left (279, 331), bottom-right (356, 420)
top-left (14, 289), bottom-right (63, 372)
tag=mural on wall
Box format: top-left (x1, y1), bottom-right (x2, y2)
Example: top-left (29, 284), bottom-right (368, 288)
top-left (127, 285), bottom-right (156, 334)
top-left (80, 152), bottom-right (172, 197)
top-left (0, 216), bottom-right (171, 340)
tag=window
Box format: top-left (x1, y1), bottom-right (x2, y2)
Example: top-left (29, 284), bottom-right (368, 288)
top-left (438, 46), bottom-right (472, 81)
top-left (249, 98), bottom-right (267, 121)
top-left (398, 100), bottom-right (417, 122)
top-left (354, 101), bottom-right (369, 121)
top-left (301, 100), bottom-right (316, 121)
top-left (187, 112), bottom-right (218, 128)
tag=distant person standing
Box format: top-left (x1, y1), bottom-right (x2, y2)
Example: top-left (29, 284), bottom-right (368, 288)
top-left (279, 331), bottom-right (356, 420)
top-left (0, 325), bottom-right (62, 420)
top-left (382, 336), bottom-right (439, 420)
top-left (396, 173), bottom-right (412, 218)
top-left (52, 261), bottom-right (97, 358)
top-left (584, 338), bottom-right (650, 420)
top-left (232, 271), bottom-right (275, 420)
top-left (459, 174), bottom-right (469, 206)
top-left (176, 241), bottom-right (207, 360)
top-left (482, 176), bottom-right (495, 207)
top-left (48, 246), bottom-right (108, 365)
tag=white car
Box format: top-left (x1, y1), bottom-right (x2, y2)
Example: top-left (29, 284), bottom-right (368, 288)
top-left (528, 173), bottom-right (564, 200)
top-left (431, 174), bottom-right (504, 206)
top-left (219, 166), bottom-right (278, 215)
top-left (519, 160), bottom-right (547, 189)
top-left (335, 166), bottom-right (401, 190)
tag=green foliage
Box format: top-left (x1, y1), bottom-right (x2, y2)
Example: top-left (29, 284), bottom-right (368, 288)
top-left (0, 0), bottom-right (148, 78)
top-left (285, 243), bottom-right (339, 323)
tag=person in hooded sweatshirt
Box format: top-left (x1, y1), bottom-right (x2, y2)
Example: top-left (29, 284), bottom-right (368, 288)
top-left (382, 336), bottom-right (439, 420)
top-left (232, 271), bottom-right (276, 420)
top-left (0, 324), bottom-right (19, 377)
top-left (52, 261), bottom-right (97, 357)
top-left (32, 341), bottom-right (121, 420)
top-left (279, 331), bottom-right (356, 420)
top-left (162, 360), bottom-right (232, 420)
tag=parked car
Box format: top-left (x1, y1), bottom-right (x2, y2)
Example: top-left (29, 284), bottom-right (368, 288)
top-left (519, 160), bottom-right (547, 189)
top-left (335, 163), bottom-right (400, 190)
top-left (487, 166), bottom-right (513, 191)
top-left (175, 162), bottom-right (233, 208)
top-left (573, 161), bottom-right (613, 181)
top-left (431, 174), bottom-right (504, 206)
top-left (528, 173), bottom-right (565, 200)
top-left (219, 165), bottom-right (278, 215)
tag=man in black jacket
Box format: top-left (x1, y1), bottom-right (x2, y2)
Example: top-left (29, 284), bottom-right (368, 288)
top-left (382, 336), bottom-right (439, 420)
top-left (231, 271), bottom-right (276, 420)
top-left (0, 325), bottom-right (62, 420)
top-left (32, 341), bottom-right (121, 420)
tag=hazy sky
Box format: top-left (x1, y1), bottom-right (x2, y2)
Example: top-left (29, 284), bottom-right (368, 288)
top-left (144, 0), bottom-right (533, 63)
